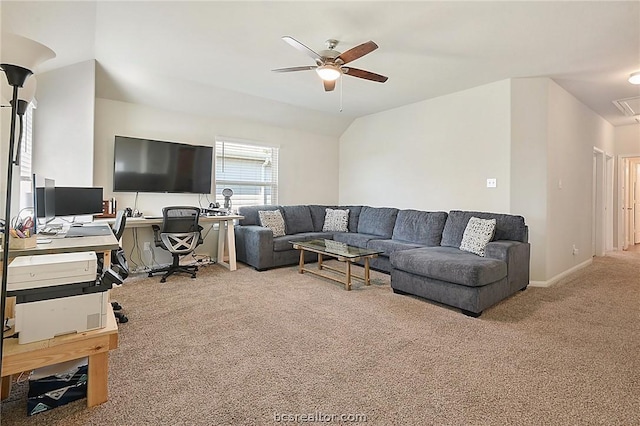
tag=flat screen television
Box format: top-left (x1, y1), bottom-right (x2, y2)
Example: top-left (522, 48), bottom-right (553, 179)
top-left (113, 136), bottom-right (213, 193)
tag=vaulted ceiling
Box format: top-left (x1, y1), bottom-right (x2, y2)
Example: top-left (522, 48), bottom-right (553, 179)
top-left (2, 1), bottom-right (639, 137)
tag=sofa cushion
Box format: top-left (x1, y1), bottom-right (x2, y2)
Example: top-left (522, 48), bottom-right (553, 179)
top-left (281, 205), bottom-right (314, 234)
top-left (392, 210), bottom-right (448, 246)
top-left (367, 239), bottom-right (423, 257)
top-left (334, 232), bottom-right (385, 249)
top-left (323, 208), bottom-right (349, 232)
top-left (309, 205), bottom-right (335, 232)
top-left (459, 217), bottom-right (496, 257)
top-left (258, 210), bottom-right (286, 237)
top-left (273, 232), bottom-right (335, 252)
top-left (441, 210), bottom-right (527, 247)
top-left (357, 206), bottom-right (398, 238)
top-left (340, 205), bottom-right (363, 232)
top-left (238, 205), bottom-right (280, 226)
top-left (390, 246), bottom-right (507, 287)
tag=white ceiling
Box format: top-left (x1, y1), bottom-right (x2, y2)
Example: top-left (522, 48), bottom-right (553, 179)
top-left (2, 1), bottom-right (640, 137)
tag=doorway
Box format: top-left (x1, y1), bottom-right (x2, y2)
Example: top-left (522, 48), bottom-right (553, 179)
top-left (617, 155), bottom-right (640, 251)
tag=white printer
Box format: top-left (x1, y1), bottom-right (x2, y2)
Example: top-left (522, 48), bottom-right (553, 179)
top-left (7, 251), bottom-right (111, 344)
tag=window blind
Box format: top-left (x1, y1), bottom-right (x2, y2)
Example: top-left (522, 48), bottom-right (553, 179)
top-left (215, 138), bottom-right (279, 209)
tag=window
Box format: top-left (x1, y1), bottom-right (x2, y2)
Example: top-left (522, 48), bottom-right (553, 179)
top-left (18, 103), bottom-right (34, 210)
top-left (215, 138), bottom-right (279, 209)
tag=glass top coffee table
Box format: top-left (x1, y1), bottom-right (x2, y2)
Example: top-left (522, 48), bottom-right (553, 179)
top-left (290, 239), bottom-right (382, 291)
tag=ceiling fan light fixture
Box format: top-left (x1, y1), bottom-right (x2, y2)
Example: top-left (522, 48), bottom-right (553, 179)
top-left (316, 65), bottom-right (341, 81)
top-left (629, 72), bottom-right (640, 85)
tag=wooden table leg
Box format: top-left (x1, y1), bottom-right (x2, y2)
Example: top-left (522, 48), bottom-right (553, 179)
top-left (318, 254), bottom-right (323, 270)
top-left (298, 249), bottom-right (304, 273)
top-left (364, 257), bottom-right (371, 285)
top-left (345, 261), bottom-right (351, 291)
top-left (87, 352), bottom-right (109, 407)
top-left (1, 375), bottom-right (12, 400)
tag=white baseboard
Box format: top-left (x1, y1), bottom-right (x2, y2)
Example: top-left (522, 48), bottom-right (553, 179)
top-left (529, 258), bottom-right (593, 288)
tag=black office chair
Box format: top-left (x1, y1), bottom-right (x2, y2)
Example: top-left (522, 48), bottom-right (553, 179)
top-left (148, 206), bottom-right (202, 283)
top-left (108, 210), bottom-right (130, 323)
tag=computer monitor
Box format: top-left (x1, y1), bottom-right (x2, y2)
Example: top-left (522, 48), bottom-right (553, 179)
top-left (54, 187), bottom-right (103, 216)
top-left (35, 177), bottom-right (56, 225)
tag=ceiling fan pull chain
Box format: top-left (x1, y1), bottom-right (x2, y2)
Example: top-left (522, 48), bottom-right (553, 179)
top-left (339, 78), bottom-right (343, 112)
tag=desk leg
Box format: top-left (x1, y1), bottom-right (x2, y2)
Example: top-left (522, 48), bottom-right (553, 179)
top-left (1, 375), bottom-right (12, 400)
top-left (87, 352), bottom-right (109, 407)
top-left (226, 221), bottom-right (237, 271)
top-left (216, 220), bottom-right (237, 271)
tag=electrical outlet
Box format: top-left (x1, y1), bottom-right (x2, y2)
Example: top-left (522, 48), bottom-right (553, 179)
top-left (486, 178), bottom-right (497, 188)
top-left (572, 244), bottom-right (578, 256)
top-left (144, 242), bottom-right (151, 251)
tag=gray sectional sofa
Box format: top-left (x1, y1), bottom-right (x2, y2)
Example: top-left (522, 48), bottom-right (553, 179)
top-left (235, 205), bottom-right (530, 317)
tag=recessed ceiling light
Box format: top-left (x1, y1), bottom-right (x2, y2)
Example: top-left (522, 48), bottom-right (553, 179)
top-left (629, 72), bottom-right (640, 85)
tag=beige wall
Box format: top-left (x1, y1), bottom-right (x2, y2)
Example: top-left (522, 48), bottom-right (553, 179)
top-left (339, 79), bottom-right (512, 212)
top-left (34, 60), bottom-right (96, 186)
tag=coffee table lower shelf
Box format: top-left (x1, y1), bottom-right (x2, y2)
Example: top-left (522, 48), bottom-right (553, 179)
top-left (292, 242), bottom-right (379, 291)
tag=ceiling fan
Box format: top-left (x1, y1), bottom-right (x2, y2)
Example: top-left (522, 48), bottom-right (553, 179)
top-left (272, 36), bottom-right (388, 92)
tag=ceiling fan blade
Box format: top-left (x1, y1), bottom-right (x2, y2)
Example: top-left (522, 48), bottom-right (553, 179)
top-left (272, 66), bottom-right (317, 73)
top-left (323, 79), bottom-right (336, 92)
top-left (342, 67), bottom-right (388, 83)
top-left (282, 36), bottom-right (323, 62)
top-left (337, 41), bottom-right (378, 65)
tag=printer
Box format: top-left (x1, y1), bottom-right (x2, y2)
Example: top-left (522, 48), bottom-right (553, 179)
top-left (7, 251), bottom-right (113, 344)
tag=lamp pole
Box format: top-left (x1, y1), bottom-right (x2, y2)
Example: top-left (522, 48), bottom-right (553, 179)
top-left (0, 63), bottom-right (32, 380)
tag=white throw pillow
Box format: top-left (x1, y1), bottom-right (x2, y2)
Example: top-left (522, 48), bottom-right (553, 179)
top-left (322, 208), bottom-right (350, 232)
top-left (459, 217), bottom-right (496, 257)
top-left (258, 210), bottom-right (286, 237)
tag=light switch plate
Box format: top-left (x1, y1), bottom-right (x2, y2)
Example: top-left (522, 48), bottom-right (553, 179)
top-left (487, 178), bottom-right (497, 188)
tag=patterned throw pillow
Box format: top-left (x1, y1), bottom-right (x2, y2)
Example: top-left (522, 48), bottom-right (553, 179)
top-left (258, 210), bottom-right (286, 237)
top-left (459, 217), bottom-right (496, 257)
top-left (322, 208), bottom-right (350, 232)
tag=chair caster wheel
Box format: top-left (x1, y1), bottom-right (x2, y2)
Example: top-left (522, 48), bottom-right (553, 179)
top-left (191, 274), bottom-right (196, 279)
top-left (111, 302), bottom-right (122, 311)
top-left (148, 272), bottom-right (153, 277)
top-left (194, 266), bottom-right (199, 271)
top-left (118, 315), bottom-right (129, 324)
top-left (160, 278), bottom-right (166, 283)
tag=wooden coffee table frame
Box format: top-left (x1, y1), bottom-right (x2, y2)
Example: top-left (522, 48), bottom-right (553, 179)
top-left (292, 241), bottom-right (379, 291)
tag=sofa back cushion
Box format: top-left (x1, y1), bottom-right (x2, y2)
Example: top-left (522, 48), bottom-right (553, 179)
top-left (340, 205), bottom-right (363, 232)
top-left (308, 205), bottom-right (335, 232)
top-left (281, 205), bottom-right (314, 234)
top-left (392, 210), bottom-right (448, 246)
top-left (238, 205), bottom-right (280, 226)
top-left (357, 206), bottom-right (399, 238)
top-left (441, 210), bottom-right (527, 247)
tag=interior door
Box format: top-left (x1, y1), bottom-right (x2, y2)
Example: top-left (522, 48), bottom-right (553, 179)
top-left (624, 158), bottom-right (630, 250)
top-left (635, 163), bottom-right (640, 244)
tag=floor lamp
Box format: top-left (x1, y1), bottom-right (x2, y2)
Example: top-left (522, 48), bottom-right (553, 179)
top-left (0, 33), bottom-right (55, 377)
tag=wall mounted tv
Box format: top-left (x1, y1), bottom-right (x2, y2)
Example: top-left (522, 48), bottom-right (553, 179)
top-left (113, 136), bottom-right (213, 193)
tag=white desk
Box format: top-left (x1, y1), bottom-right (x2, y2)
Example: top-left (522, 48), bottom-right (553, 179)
top-left (106, 214), bottom-right (242, 271)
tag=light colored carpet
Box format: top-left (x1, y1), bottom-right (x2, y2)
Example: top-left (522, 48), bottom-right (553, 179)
top-left (1, 252), bottom-right (639, 425)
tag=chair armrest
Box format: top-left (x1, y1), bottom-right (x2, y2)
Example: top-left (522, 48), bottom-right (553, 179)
top-left (485, 240), bottom-right (530, 291)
